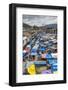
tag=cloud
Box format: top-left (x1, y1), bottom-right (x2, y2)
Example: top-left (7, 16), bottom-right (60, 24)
top-left (23, 14), bottom-right (57, 26)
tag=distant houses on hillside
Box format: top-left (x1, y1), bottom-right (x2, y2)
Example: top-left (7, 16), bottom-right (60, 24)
top-left (23, 23), bottom-right (57, 34)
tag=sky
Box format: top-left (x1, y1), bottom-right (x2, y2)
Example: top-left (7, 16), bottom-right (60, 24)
top-left (23, 14), bottom-right (57, 26)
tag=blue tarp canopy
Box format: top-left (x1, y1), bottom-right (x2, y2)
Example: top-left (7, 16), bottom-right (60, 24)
top-left (31, 49), bottom-right (37, 55)
top-left (31, 49), bottom-right (37, 53)
top-left (34, 61), bottom-right (46, 65)
top-left (31, 52), bottom-right (37, 55)
top-left (46, 54), bottom-right (52, 59)
top-left (39, 47), bottom-right (46, 51)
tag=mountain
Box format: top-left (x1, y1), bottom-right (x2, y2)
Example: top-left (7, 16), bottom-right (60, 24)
top-left (46, 24), bottom-right (57, 29)
top-left (23, 23), bottom-right (57, 31)
top-left (23, 23), bottom-right (32, 31)
top-left (23, 23), bottom-right (31, 28)
top-left (40, 24), bottom-right (57, 30)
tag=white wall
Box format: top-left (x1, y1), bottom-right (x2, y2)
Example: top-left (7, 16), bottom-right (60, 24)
top-left (0, 0), bottom-right (68, 89)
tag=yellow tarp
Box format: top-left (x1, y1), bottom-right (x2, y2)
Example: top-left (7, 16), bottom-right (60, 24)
top-left (27, 64), bottom-right (36, 75)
